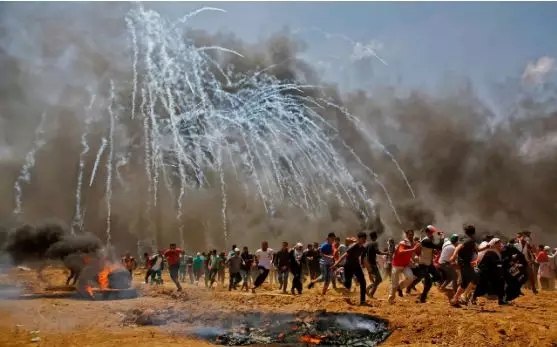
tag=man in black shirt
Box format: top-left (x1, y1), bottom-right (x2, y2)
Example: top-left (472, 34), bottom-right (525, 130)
top-left (365, 231), bottom-right (387, 298)
top-left (274, 241), bottom-right (292, 294)
top-left (303, 244), bottom-right (320, 280)
top-left (410, 225), bottom-right (443, 303)
top-left (449, 224), bottom-right (488, 307)
top-left (240, 247), bottom-right (254, 291)
top-left (332, 232), bottom-right (368, 305)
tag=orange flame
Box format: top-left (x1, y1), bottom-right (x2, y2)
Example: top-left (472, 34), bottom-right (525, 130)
top-left (98, 264), bottom-right (118, 290)
top-left (300, 335), bottom-right (322, 344)
top-left (84, 285), bottom-right (94, 297)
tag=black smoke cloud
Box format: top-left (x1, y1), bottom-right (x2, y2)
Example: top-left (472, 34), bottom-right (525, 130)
top-left (0, 2), bottom-right (556, 253)
top-left (1, 219), bottom-right (102, 266)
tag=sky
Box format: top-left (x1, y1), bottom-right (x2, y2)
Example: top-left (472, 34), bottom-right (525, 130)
top-left (147, 2), bottom-right (557, 95)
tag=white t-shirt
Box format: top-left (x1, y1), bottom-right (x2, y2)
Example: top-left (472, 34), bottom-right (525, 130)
top-left (439, 240), bottom-right (456, 264)
top-left (255, 248), bottom-right (275, 270)
top-left (476, 241), bottom-right (489, 263)
top-left (151, 256), bottom-right (163, 271)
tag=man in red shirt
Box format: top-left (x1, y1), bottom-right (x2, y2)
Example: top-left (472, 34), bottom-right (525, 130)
top-left (388, 230), bottom-right (420, 304)
top-left (164, 243), bottom-right (183, 291)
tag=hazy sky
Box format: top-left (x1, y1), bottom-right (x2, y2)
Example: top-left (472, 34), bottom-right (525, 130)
top-left (147, 2), bottom-right (557, 93)
top-left (1, 2), bottom-right (556, 95)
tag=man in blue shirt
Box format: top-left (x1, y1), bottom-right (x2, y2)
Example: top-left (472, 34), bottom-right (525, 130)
top-left (307, 232), bottom-right (336, 296)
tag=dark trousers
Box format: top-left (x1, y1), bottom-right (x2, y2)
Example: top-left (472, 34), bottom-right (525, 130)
top-left (209, 268), bottom-right (219, 285)
top-left (229, 272), bottom-right (241, 290)
top-left (144, 269), bottom-right (152, 284)
top-left (193, 268), bottom-right (202, 281)
top-left (343, 263), bottom-right (367, 304)
top-left (254, 266), bottom-right (270, 288)
top-left (291, 267), bottom-right (303, 294)
top-left (168, 264), bottom-right (183, 290)
top-left (410, 264), bottom-right (438, 302)
top-left (309, 264), bottom-right (320, 280)
top-left (367, 264), bottom-right (383, 297)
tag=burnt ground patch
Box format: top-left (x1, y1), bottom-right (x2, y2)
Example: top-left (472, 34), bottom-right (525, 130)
top-left (123, 308), bottom-right (390, 346)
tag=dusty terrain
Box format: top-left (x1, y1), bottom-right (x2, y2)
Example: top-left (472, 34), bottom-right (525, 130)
top-left (0, 266), bottom-right (556, 347)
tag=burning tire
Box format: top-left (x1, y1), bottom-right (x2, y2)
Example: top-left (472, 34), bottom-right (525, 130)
top-left (76, 261), bottom-right (135, 299)
top-left (108, 268), bottom-right (132, 289)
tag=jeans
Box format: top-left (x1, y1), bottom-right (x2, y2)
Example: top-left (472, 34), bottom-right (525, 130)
top-left (229, 272), bottom-right (242, 290)
top-left (315, 263), bottom-right (333, 285)
top-left (168, 264), bottom-right (183, 290)
top-left (366, 264), bottom-right (383, 297)
top-left (150, 270), bottom-right (162, 284)
top-left (278, 268), bottom-right (289, 290)
top-left (240, 269), bottom-right (252, 287)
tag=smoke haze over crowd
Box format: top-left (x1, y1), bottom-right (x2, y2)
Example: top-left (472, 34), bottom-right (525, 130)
top-left (1, 2), bottom-right (556, 254)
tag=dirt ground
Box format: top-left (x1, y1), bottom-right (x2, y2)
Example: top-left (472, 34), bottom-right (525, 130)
top-left (1, 266), bottom-right (556, 347)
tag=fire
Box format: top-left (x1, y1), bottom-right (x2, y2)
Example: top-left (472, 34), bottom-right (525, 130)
top-left (300, 335), bottom-right (322, 344)
top-left (98, 263), bottom-right (120, 290)
top-left (84, 285), bottom-right (94, 297)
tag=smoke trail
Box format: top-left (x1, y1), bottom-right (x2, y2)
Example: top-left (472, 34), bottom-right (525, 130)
top-left (105, 80), bottom-right (116, 246)
top-left (72, 95), bottom-right (95, 233)
top-left (13, 112), bottom-right (48, 217)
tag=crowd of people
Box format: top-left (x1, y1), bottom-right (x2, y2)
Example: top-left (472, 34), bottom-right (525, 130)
top-left (127, 225), bottom-right (556, 307)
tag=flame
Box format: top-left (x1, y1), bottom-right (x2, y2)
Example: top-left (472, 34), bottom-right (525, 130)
top-left (98, 263), bottom-right (119, 290)
top-left (300, 335), bottom-right (322, 344)
top-left (84, 285), bottom-right (94, 297)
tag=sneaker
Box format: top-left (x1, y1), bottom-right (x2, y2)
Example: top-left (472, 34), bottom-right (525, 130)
top-left (397, 288), bottom-right (403, 297)
top-left (388, 296), bottom-right (395, 304)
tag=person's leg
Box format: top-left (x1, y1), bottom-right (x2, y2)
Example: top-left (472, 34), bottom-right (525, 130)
top-left (449, 267), bottom-right (458, 291)
top-left (389, 267), bottom-right (402, 303)
top-left (399, 266), bottom-right (415, 291)
top-left (321, 264), bottom-right (332, 295)
top-left (253, 266), bottom-right (270, 290)
top-left (343, 265), bottom-right (354, 291)
top-left (204, 269), bottom-right (210, 287)
top-left (407, 265), bottom-right (425, 294)
top-left (308, 264), bottom-right (327, 289)
top-left (209, 269), bottom-right (217, 287)
top-left (228, 271), bottom-right (234, 290)
top-left (385, 265), bottom-right (392, 280)
top-left (528, 265), bottom-right (538, 294)
top-left (452, 266), bottom-right (472, 306)
top-left (145, 269), bottom-right (152, 284)
top-left (354, 266), bottom-right (367, 304)
top-left (420, 267), bottom-right (434, 303)
top-left (171, 265), bottom-right (183, 291)
top-left (240, 270), bottom-right (246, 289)
top-left (368, 265), bottom-right (383, 298)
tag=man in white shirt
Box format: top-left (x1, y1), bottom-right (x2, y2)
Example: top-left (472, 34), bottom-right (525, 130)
top-left (251, 241), bottom-right (274, 293)
top-left (439, 234), bottom-right (459, 290)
